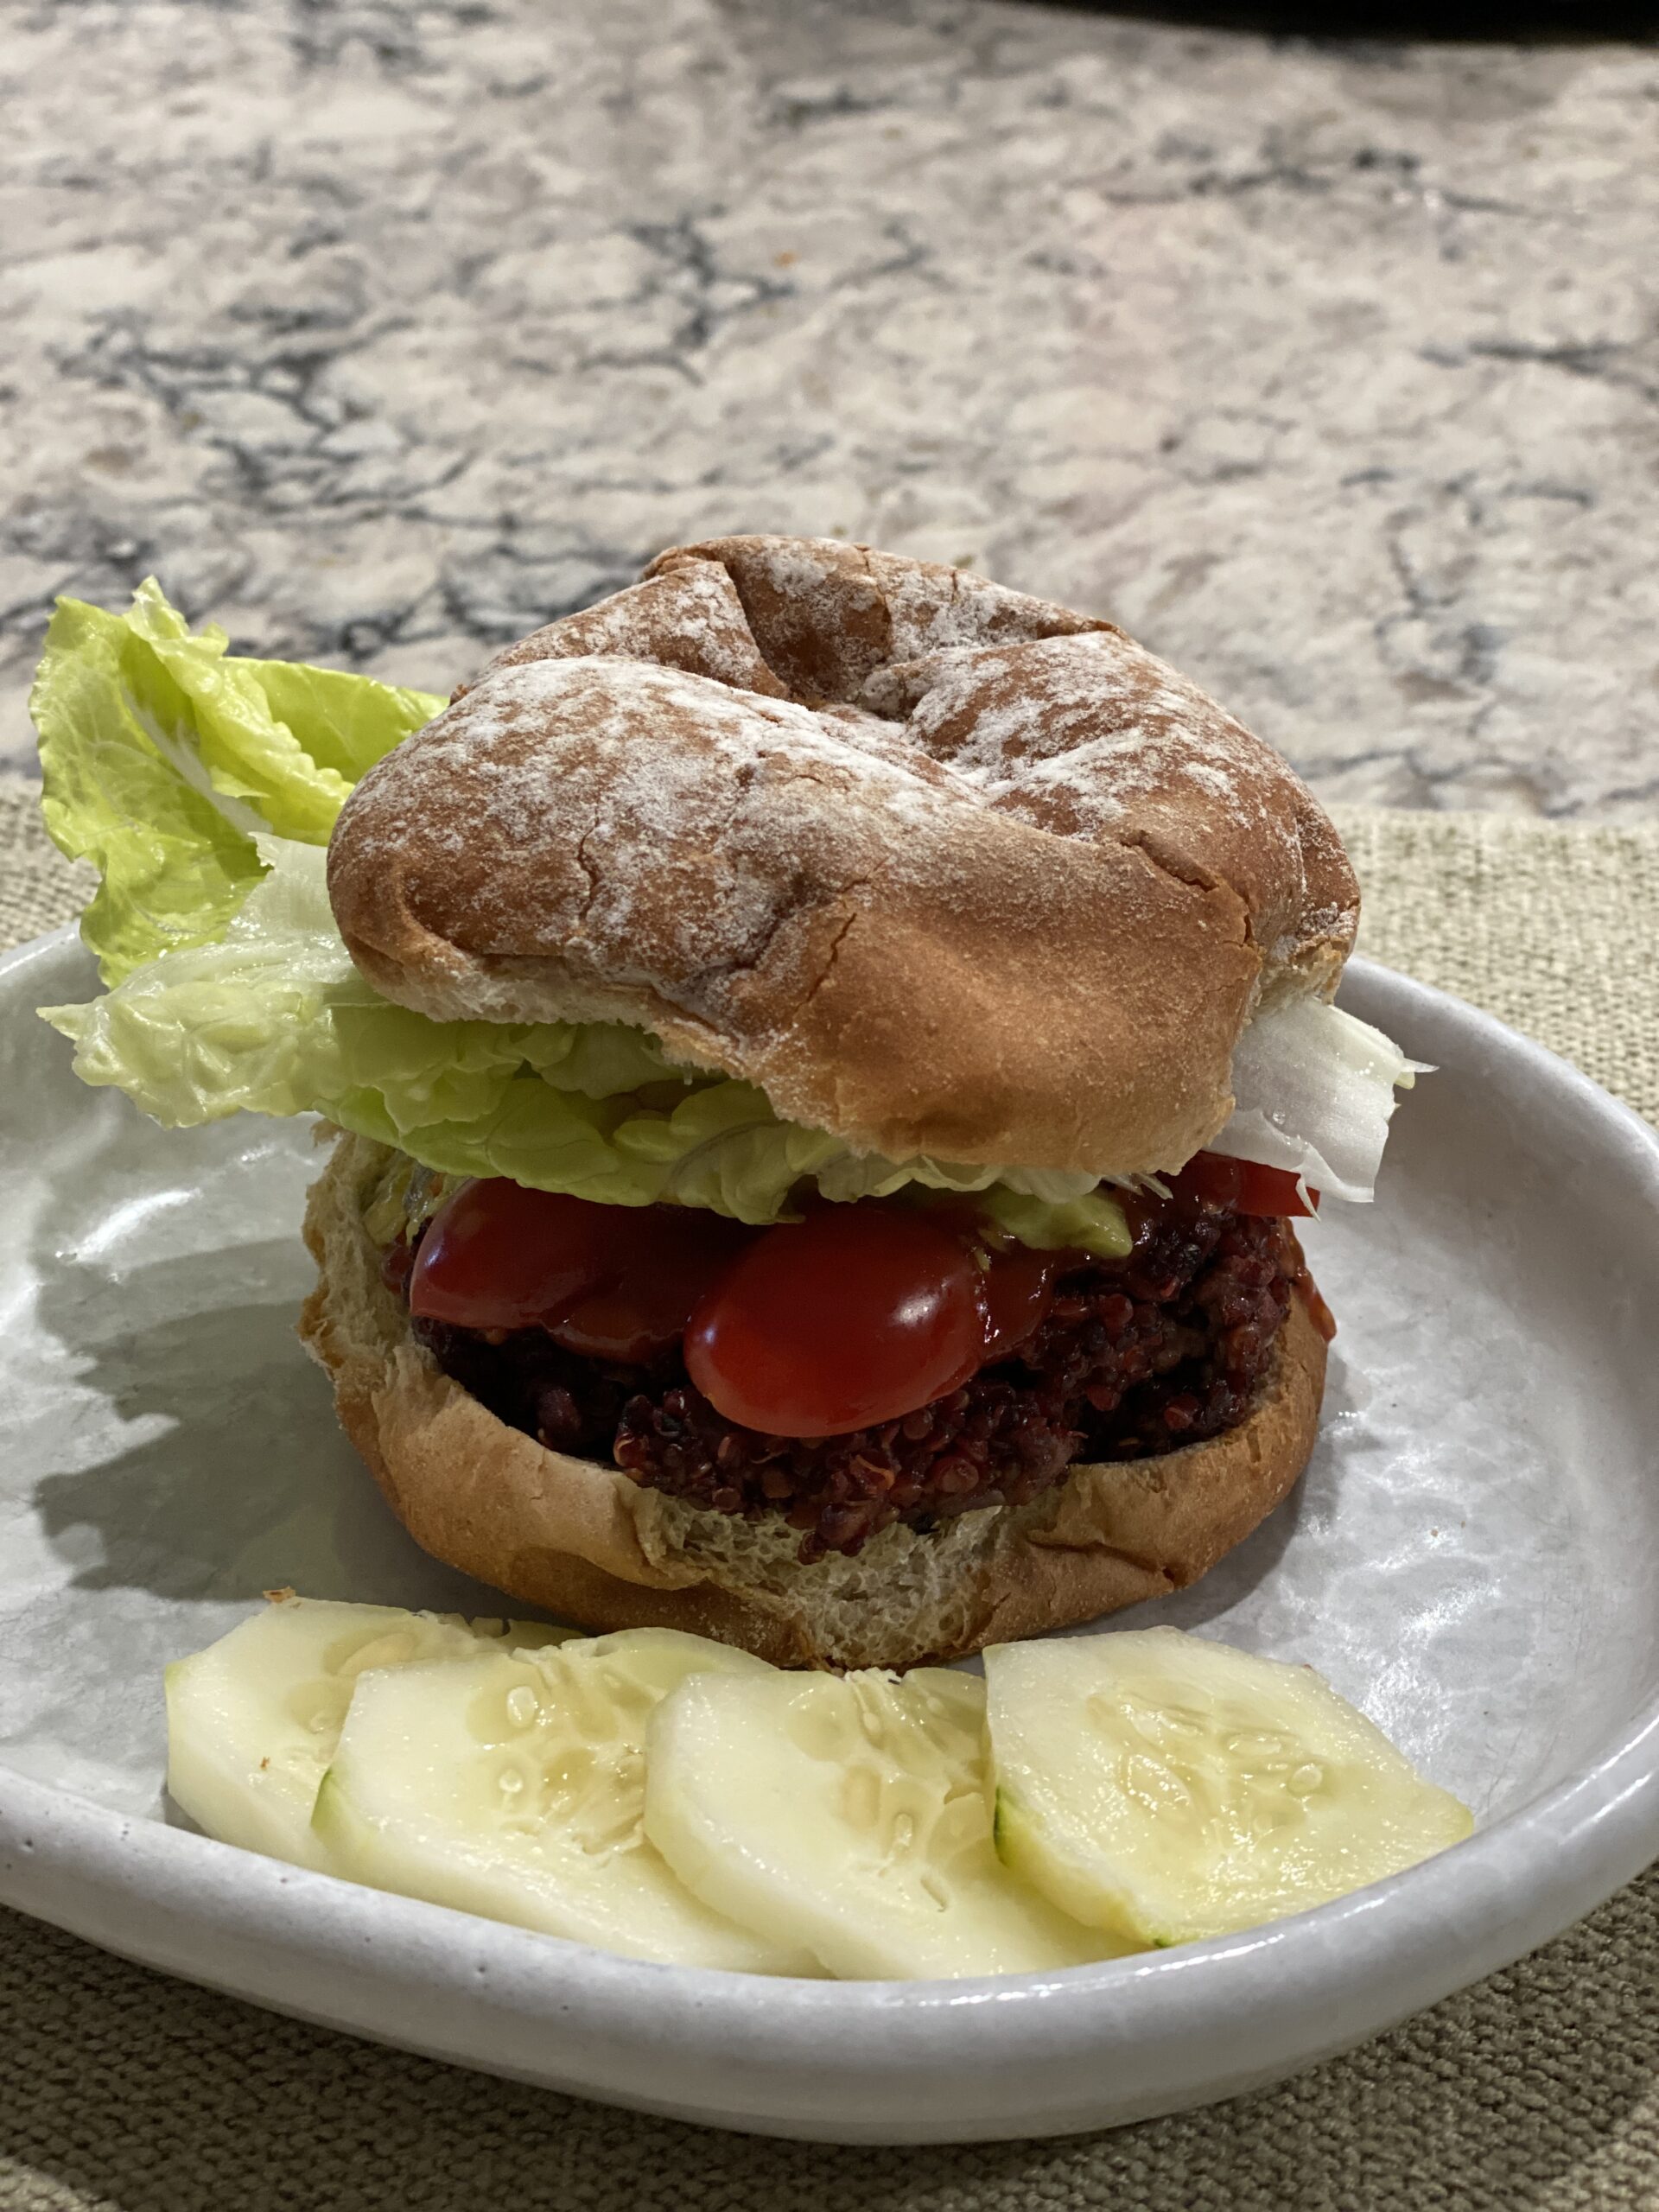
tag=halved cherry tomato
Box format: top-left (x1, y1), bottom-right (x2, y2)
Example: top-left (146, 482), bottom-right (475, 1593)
top-left (912, 1197), bottom-right (1064, 1363)
top-left (1171, 1154), bottom-right (1319, 1218)
top-left (409, 1180), bottom-right (754, 1363)
top-left (684, 1205), bottom-right (984, 1438)
top-left (977, 1240), bottom-right (1060, 1360)
top-left (410, 1149), bottom-right (1310, 1440)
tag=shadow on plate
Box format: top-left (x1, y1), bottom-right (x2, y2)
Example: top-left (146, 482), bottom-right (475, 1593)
top-left (26, 1235), bottom-right (510, 1616)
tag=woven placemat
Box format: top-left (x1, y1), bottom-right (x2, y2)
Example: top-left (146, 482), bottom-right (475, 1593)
top-left (1, 772), bottom-right (1655, 2211)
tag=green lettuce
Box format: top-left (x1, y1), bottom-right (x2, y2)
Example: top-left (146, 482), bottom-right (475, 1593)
top-left (35, 584), bottom-right (1131, 1253)
top-left (41, 838), bottom-right (1131, 1249)
top-left (34, 581), bottom-right (442, 982)
top-left (41, 839), bottom-right (671, 1199)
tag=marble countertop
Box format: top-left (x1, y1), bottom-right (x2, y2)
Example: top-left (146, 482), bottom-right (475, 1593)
top-left (2, 1), bottom-right (1655, 815)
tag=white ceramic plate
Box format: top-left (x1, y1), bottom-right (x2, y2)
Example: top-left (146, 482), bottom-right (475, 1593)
top-left (1, 927), bottom-right (1656, 2145)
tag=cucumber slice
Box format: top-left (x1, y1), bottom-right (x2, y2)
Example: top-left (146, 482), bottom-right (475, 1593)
top-left (985, 1628), bottom-right (1474, 1948)
top-left (164, 1595), bottom-right (572, 1872)
top-left (643, 1665), bottom-right (1128, 1979)
top-left (313, 1628), bottom-right (816, 1974)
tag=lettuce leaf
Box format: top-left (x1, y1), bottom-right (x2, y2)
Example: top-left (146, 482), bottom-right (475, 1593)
top-left (39, 840), bottom-right (1133, 1246)
top-left (34, 596), bottom-right (268, 987)
top-left (33, 583), bottom-right (1139, 1248)
top-left (243, 654), bottom-right (448, 791)
top-left (32, 575), bottom-right (1414, 1245)
top-left (976, 1186), bottom-right (1133, 1260)
top-left (1206, 996), bottom-right (1427, 1205)
top-left (40, 841), bottom-right (668, 1192)
top-left (34, 580), bottom-right (442, 983)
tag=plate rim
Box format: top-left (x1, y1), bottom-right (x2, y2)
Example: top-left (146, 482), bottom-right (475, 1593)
top-left (4, 925), bottom-right (1658, 2139)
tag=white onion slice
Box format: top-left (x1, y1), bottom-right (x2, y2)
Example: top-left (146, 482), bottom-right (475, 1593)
top-left (1205, 996), bottom-right (1428, 1204)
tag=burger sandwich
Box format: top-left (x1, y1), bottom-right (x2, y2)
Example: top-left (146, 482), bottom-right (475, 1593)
top-left (36, 536), bottom-right (1420, 1669)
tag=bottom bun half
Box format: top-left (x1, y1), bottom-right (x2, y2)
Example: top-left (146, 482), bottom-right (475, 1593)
top-left (299, 1133), bottom-right (1328, 1671)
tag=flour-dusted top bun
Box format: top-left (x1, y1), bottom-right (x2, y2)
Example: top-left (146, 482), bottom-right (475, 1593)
top-left (327, 536), bottom-right (1357, 1176)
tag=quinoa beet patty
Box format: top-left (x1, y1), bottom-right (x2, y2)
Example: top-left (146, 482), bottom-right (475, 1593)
top-left (400, 1186), bottom-right (1309, 1563)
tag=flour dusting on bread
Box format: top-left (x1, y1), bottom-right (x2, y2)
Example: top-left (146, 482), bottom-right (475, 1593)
top-left (327, 535), bottom-right (1357, 1177)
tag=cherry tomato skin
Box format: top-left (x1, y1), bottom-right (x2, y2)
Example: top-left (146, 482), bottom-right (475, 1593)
top-left (897, 1196), bottom-right (1061, 1363)
top-left (684, 1206), bottom-right (984, 1438)
top-left (409, 1179), bottom-right (753, 1363)
top-left (410, 1181), bottom-right (588, 1332)
top-left (1170, 1154), bottom-right (1318, 1218)
top-left (977, 1242), bottom-right (1059, 1361)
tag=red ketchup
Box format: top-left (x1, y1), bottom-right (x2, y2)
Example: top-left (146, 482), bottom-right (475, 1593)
top-left (1295, 1272), bottom-right (1338, 1343)
top-left (409, 1180), bottom-right (755, 1363)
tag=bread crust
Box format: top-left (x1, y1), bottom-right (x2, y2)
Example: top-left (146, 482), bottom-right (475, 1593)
top-left (300, 1132), bottom-right (1327, 1671)
top-left (327, 536), bottom-right (1357, 1179)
